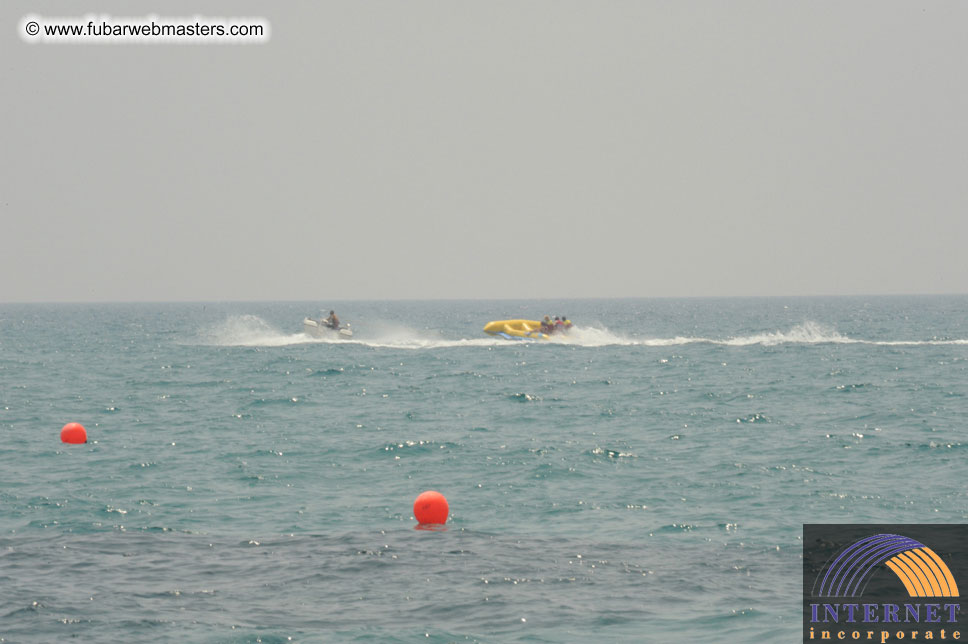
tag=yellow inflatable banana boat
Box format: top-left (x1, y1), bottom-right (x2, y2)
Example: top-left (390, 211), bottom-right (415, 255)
top-left (483, 319), bottom-right (549, 340)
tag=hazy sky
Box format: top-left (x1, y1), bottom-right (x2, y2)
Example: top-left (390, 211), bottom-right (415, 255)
top-left (3, 1), bottom-right (967, 302)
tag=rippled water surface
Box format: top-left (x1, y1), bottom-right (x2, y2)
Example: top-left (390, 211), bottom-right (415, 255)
top-left (1, 297), bottom-right (966, 642)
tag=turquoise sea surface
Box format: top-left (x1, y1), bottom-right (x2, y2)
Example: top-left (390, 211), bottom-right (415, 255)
top-left (1, 297), bottom-right (966, 643)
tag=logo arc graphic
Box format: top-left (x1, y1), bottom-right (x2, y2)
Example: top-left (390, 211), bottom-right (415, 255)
top-left (816, 533), bottom-right (959, 598)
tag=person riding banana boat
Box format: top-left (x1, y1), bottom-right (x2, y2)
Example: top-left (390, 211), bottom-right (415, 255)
top-left (483, 315), bottom-right (573, 340)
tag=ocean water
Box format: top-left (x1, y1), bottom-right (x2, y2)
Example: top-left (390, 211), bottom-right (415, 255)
top-left (1, 297), bottom-right (966, 643)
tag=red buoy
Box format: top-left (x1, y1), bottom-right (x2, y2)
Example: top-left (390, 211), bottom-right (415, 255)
top-left (413, 490), bottom-right (448, 525)
top-left (60, 422), bottom-right (87, 444)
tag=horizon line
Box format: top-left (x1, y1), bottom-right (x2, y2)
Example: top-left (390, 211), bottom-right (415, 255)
top-left (1, 292), bottom-right (967, 306)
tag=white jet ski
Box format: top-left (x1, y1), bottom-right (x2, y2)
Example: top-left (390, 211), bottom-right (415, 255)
top-left (302, 317), bottom-right (353, 339)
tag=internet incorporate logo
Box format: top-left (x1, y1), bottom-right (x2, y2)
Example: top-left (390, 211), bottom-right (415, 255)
top-left (803, 525), bottom-right (965, 643)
